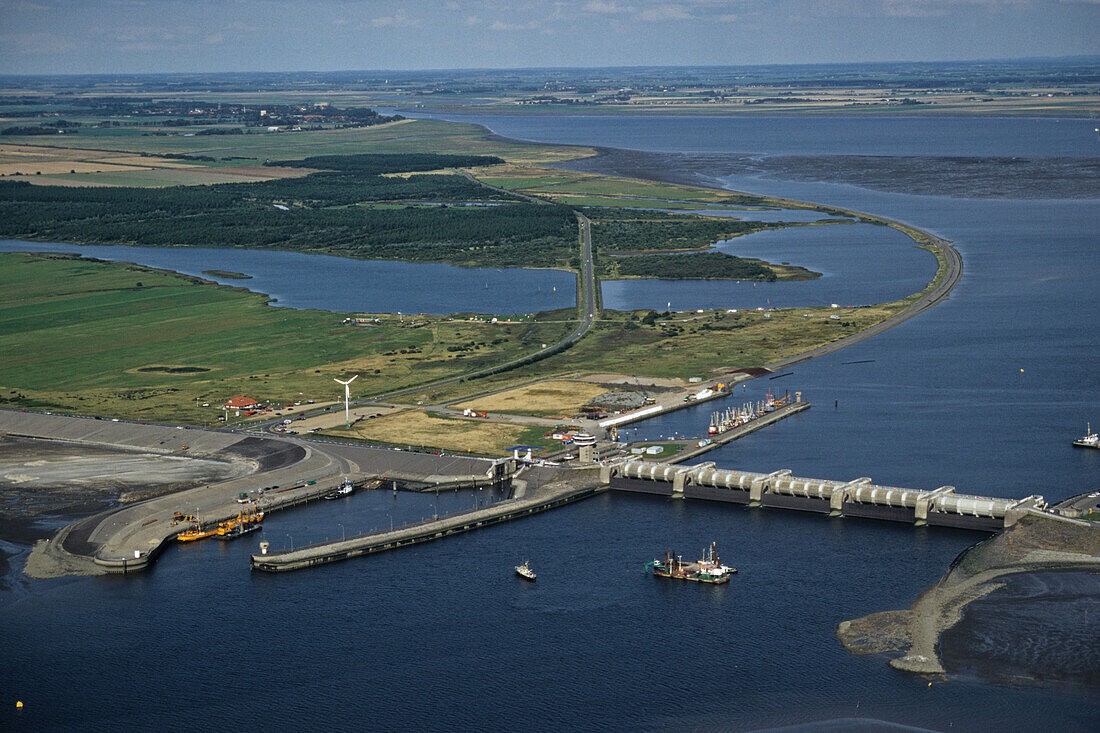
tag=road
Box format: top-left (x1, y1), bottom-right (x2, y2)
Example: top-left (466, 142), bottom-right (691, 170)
top-left (3, 409), bottom-right (502, 574)
top-left (763, 223), bottom-right (962, 372)
top-left (310, 212), bottom-right (599, 410)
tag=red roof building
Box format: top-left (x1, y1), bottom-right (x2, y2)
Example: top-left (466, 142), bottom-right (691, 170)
top-left (224, 396), bottom-right (260, 410)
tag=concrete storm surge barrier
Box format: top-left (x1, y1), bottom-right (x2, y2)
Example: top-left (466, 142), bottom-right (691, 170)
top-left (607, 460), bottom-right (1048, 531)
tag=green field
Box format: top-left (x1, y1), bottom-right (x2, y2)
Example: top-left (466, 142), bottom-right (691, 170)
top-left (0, 106), bottom-right (952, 424)
top-left (0, 252), bottom-right (572, 422)
top-left (0, 251), bottom-right (924, 422)
top-left (1, 119), bottom-right (593, 168)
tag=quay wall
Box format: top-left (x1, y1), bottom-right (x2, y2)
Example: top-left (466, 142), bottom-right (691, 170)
top-left (668, 401), bottom-right (810, 464)
top-left (252, 480), bottom-right (604, 572)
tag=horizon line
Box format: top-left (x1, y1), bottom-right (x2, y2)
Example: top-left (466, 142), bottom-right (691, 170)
top-left (2, 55), bottom-right (1098, 80)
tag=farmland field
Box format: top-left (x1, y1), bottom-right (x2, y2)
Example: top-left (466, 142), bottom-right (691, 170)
top-left (454, 379), bottom-right (608, 417)
top-left (0, 252), bottom-right (573, 422)
top-left (321, 410), bottom-right (555, 455)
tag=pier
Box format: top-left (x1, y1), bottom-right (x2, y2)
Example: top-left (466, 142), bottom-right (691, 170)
top-left (8, 409), bottom-right (1058, 577)
top-left (604, 459), bottom-right (1046, 531)
top-left (666, 399), bottom-right (810, 463)
top-left (251, 468), bottom-right (602, 572)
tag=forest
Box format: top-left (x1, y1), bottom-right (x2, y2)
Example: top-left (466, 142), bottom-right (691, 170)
top-left (0, 153), bottom-right (580, 268)
top-left (583, 208), bottom-right (793, 253)
top-left (611, 251), bottom-right (776, 281)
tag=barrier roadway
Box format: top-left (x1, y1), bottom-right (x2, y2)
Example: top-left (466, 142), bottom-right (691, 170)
top-left (605, 459), bottom-right (1046, 531)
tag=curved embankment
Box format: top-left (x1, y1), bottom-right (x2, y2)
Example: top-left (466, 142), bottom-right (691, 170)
top-left (8, 410), bottom-right (510, 577)
top-left (836, 511), bottom-right (1100, 676)
top-left (765, 211), bottom-right (961, 372)
top-left (1, 410), bottom-right (341, 577)
top-left (526, 144), bottom-right (963, 372)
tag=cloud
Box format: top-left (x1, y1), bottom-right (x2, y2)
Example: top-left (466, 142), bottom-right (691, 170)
top-left (584, 0), bottom-right (629, 12)
top-left (490, 19), bottom-right (541, 30)
top-left (0, 29), bottom-right (88, 54)
top-left (638, 4), bottom-right (693, 21)
top-left (371, 9), bottom-right (418, 27)
top-left (0, 0), bottom-right (53, 11)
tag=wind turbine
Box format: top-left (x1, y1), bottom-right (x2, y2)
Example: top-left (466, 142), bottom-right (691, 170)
top-left (334, 375), bottom-right (358, 427)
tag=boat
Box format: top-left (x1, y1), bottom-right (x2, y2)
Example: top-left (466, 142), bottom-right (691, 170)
top-left (324, 478), bottom-right (354, 499)
top-left (176, 510), bottom-right (264, 543)
top-left (176, 523), bottom-right (219, 542)
top-left (217, 521), bottom-right (261, 540)
top-left (515, 560), bottom-right (536, 581)
top-left (646, 542), bottom-right (736, 584)
top-left (1073, 423), bottom-right (1099, 449)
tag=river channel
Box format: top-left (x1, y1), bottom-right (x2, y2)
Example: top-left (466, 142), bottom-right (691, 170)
top-left (1, 115), bottom-right (1097, 731)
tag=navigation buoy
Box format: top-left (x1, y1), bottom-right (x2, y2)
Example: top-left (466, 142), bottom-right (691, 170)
top-left (16, 700), bottom-right (23, 709)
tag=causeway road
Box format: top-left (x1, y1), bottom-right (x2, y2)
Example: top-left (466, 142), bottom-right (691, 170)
top-left (309, 213), bottom-right (599, 411)
top-left (767, 216), bottom-right (962, 372)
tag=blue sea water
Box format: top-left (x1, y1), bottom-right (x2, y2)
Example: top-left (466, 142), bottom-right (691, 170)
top-left (2, 114), bottom-right (1099, 731)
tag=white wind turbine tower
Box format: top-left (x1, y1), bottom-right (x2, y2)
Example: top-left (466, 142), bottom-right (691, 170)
top-left (334, 375), bottom-right (358, 427)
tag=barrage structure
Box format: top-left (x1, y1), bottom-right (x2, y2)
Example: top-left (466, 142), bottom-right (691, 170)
top-left (605, 460), bottom-right (1046, 531)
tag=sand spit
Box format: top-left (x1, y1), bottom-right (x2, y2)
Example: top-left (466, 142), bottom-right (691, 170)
top-left (837, 512), bottom-right (1100, 677)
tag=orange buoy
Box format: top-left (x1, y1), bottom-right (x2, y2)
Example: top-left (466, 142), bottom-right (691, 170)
top-left (16, 700), bottom-right (23, 708)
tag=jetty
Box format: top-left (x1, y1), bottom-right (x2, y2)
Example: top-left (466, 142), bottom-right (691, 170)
top-left (3, 410), bottom-right (515, 575)
top-left (251, 467), bottom-right (602, 572)
top-left (667, 399), bottom-right (809, 463)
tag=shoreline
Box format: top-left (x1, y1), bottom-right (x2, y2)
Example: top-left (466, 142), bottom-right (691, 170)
top-left (538, 142), bottom-right (962, 371)
top-left (0, 128), bottom-right (961, 425)
top-left (837, 510), bottom-right (1100, 680)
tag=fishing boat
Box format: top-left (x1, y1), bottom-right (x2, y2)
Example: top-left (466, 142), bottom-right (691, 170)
top-left (176, 523), bottom-right (219, 542)
top-left (647, 542), bottom-right (736, 584)
top-left (324, 478), bottom-right (354, 499)
top-left (1073, 423), bottom-right (1099, 449)
top-left (176, 510), bottom-right (264, 543)
top-left (515, 560), bottom-right (536, 581)
top-left (218, 521), bottom-right (261, 540)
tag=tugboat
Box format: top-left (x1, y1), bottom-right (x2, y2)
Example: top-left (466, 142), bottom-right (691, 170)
top-left (218, 520), bottom-right (261, 540)
top-left (515, 560), bottom-right (536, 582)
top-left (176, 521), bottom-right (219, 543)
top-left (324, 478), bottom-right (355, 499)
top-left (1073, 423), bottom-right (1099, 449)
top-left (647, 542), bottom-right (736, 584)
top-left (177, 510), bottom-right (264, 542)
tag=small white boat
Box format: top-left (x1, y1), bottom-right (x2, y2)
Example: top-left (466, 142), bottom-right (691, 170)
top-left (324, 478), bottom-right (354, 500)
top-left (1074, 423), bottom-right (1099, 449)
top-left (515, 560), bottom-right (536, 581)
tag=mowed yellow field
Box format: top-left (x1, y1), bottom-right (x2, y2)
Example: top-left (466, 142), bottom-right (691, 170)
top-left (454, 379), bottom-right (606, 416)
top-left (328, 410), bottom-right (531, 454)
top-left (0, 143), bottom-right (181, 178)
top-left (0, 144), bottom-right (311, 186)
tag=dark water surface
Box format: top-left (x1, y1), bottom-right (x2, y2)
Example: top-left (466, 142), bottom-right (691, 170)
top-left (3, 114), bottom-right (1099, 731)
top-left (0, 240), bottom-right (576, 315)
top-left (602, 222), bottom-right (932, 311)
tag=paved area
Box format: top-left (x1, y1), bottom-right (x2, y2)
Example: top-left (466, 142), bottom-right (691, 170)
top-left (3, 410), bottom-right (504, 573)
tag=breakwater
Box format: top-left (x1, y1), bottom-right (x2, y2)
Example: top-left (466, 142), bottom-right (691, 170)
top-left (252, 471), bottom-right (603, 572)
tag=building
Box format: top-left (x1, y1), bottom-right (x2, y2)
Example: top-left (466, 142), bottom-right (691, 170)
top-left (224, 395), bottom-right (260, 411)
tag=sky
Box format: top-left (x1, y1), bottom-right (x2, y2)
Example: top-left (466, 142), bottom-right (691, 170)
top-left (1, 0), bottom-right (1098, 75)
